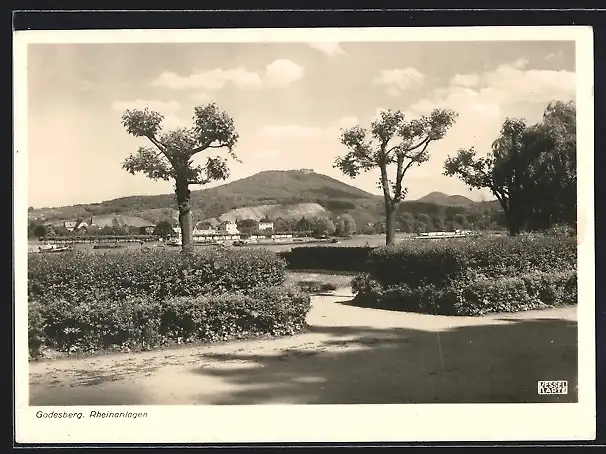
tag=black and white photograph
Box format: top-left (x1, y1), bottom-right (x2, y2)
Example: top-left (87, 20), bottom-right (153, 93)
top-left (14, 26), bottom-right (595, 444)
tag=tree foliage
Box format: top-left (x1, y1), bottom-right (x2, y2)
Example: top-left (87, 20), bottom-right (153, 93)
top-left (444, 100), bottom-right (576, 235)
top-left (153, 219), bottom-right (175, 237)
top-left (334, 108), bottom-right (458, 245)
top-left (121, 104), bottom-right (239, 248)
top-left (313, 216), bottom-right (336, 237)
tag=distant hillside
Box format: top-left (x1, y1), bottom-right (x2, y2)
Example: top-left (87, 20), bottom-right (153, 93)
top-left (213, 203), bottom-right (329, 223)
top-left (48, 214), bottom-right (153, 229)
top-left (28, 169), bottom-right (503, 229)
top-left (416, 191), bottom-right (475, 206)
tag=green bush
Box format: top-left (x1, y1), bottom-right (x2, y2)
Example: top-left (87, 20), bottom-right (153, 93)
top-left (366, 235), bottom-right (576, 288)
top-left (279, 246), bottom-right (374, 272)
top-left (350, 270), bottom-right (577, 316)
top-left (28, 248), bottom-right (287, 304)
top-left (28, 286), bottom-right (311, 357)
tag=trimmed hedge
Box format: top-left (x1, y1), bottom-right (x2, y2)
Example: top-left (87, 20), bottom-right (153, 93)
top-left (29, 286), bottom-right (311, 357)
top-left (351, 270), bottom-right (577, 316)
top-left (279, 246), bottom-right (374, 272)
top-left (366, 234), bottom-right (576, 288)
top-left (351, 234), bottom-right (577, 316)
top-left (28, 248), bottom-right (287, 304)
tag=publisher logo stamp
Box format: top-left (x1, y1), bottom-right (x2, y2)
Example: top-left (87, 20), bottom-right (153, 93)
top-left (538, 380), bottom-right (568, 395)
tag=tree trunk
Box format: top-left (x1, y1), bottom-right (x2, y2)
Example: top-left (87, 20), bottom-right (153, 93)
top-left (175, 176), bottom-right (193, 251)
top-left (385, 204), bottom-right (397, 246)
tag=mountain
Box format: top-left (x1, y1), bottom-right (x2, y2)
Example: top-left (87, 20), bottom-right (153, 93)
top-left (416, 191), bottom-right (476, 206)
top-left (28, 169), bottom-right (502, 228)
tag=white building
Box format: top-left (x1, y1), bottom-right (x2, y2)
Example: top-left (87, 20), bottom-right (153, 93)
top-left (258, 221), bottom-right (274, 232)
top-left (194, 222), bottom-right (217, 235)
top-left (218, 221), bottom-right (239, 234)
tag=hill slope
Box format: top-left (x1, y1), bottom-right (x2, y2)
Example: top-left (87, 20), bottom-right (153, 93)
top-left (416, 191), bottom-right (475, 206)
top-left (29, 170), bottom-right (381, 223)
top-left (28, 169), bottom-right (502, 229)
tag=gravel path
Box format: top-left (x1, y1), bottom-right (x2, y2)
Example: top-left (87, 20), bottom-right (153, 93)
top-left (29, 290), bottom-right (578, 405)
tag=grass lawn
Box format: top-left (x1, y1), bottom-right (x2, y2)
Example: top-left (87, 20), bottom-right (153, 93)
top-left (285, 270), bottom-right (355, 294)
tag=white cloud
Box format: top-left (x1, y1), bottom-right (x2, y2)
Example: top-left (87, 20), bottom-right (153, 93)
top-left (260, 115), bottom-right (361, 142)
top-left (150, 59), bottom-right (305, 92)
top-left (263, 59), bottom-right (305, 87)
top-left (307, 42), bottom-right (347, 56)
top-left (450, 73), bottom-right (480, 87)
top-left (373, 68), bottom-right (425, 96)
top-left (397, 58), bottom-right (577, 177)
top-left (410, 59), bottom-right (575, 119)
top-left (151, 68), bottom-right (263, 91)
top-left (511, 58), bottom-right (529, 69)
top-left (480, 62), bottom-right (575, 104)
top-left (545, 50), bottom-right (563, 61)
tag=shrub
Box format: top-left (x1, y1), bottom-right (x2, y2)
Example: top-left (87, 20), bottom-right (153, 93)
top-left (28, 300), bottom-right (46, 359)
top-left (279, 246), bottom-right (374, 272)
top-left (29, 286), bottom-right (311, 356)
top-left (28, 248), bottom-right (287, 304)
top-left (366, 235), bottom-right (576, 288)
top-left (350, 270), bottom-right (577, 316)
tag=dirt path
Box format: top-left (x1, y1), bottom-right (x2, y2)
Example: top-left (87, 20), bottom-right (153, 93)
top-left (29, 290), bottom-right (578, 405)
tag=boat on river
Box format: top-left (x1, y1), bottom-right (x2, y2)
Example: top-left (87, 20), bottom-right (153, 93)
top-left (37, 244), bottom-right (71, 253)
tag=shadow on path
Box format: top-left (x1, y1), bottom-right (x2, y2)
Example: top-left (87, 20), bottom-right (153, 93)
top-left (29, 382), bottom-right (148, 406)
top-left (192, 318), bottom-right (578, 405)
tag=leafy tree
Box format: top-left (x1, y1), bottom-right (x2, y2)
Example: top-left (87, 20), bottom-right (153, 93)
top-left (360, 223), bottom-right (377, 235)
top-left (373, 220), bottom-right (386, 235)
top-left (432, 216), bottom-right (445, 232)
top-left (44, 224), bottom-right (56, 237)
top-left (453, 213), bottom-right (469, 229)
top-left (295, 217), bottom-right (313, 233)
top-left (335, 108), bottom-right (457, 245)
top-left (333, 217), bottom-right (346, 237)
top-left (274, 217), bottom-right (296, 233)
top-left (341, 213), bottom-right (356, 236)
top-left (444, 100), bottom-right (575, 235)
top-left (397, 212), bottom-right (415, 233)
top-left (87, 224), bottom-right (101, 235)
top-left (313, 216), bottom-right (336, 236)
top-left (237, 218), bottom-right (259, 235)
top-left (154, 219), bottom-right (174, 237)
top-left (517, 101), bottom-right (576, 230)
top-left (33, 224), bottom-right (46, 239)
top-left (121, 103), bottom-right (239, 250)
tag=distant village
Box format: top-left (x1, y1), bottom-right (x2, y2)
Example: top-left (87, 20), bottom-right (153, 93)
top-left (45, 215), bottom-right (290, 243)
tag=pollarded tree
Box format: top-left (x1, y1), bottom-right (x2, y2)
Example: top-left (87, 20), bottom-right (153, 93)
top-left (121, 104), bottom-right (239, 250)
top-left (334, 109), bottom-right (458, 245)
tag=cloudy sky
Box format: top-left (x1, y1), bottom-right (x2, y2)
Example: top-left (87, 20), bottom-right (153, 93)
top-left (26, 40), bottom-right (575, 208)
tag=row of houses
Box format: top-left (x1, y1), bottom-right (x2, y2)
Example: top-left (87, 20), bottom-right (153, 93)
top-left (193, 220), bottom-right (274, 235)
top-left (60, 216), bottom-right (276, 237)
top-left (169, 220), bottom-right (280, 242)
top-left (62, 216), bottom-right (156, 235)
